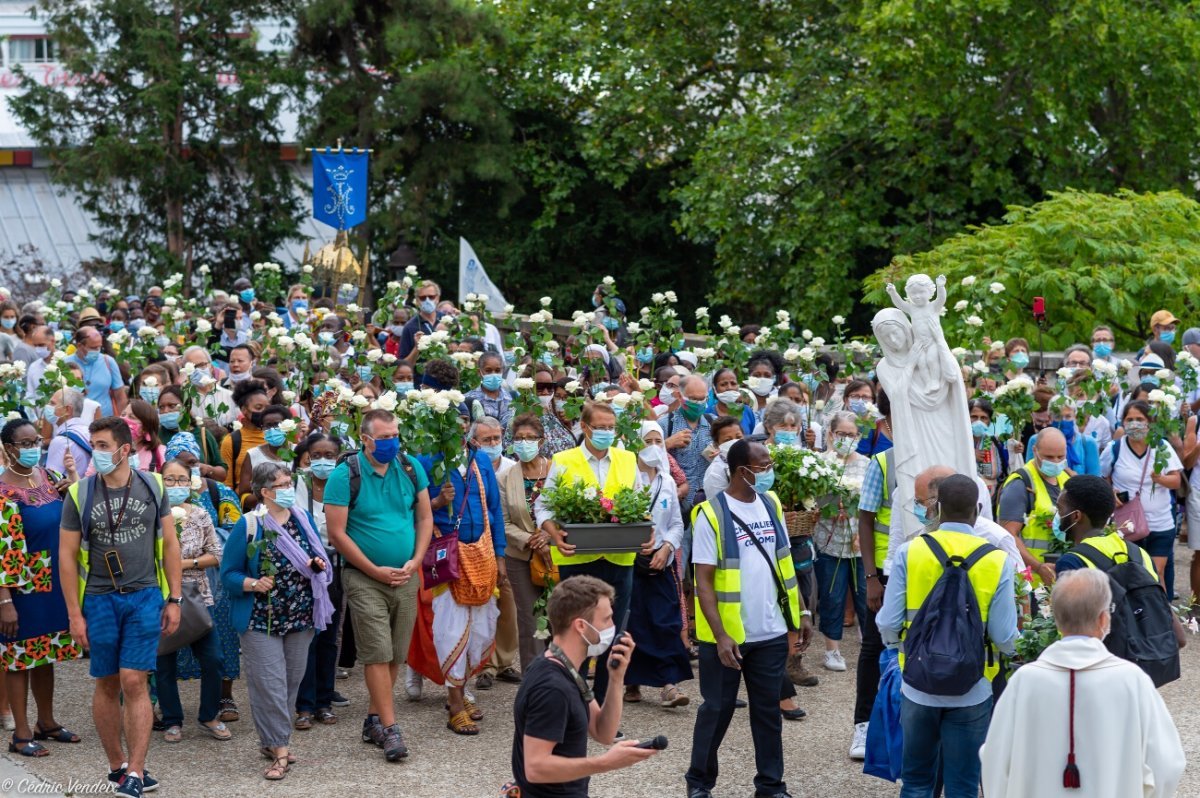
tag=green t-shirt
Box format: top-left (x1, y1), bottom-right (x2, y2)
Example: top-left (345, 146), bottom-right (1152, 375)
top-left (323, 452), bottom-right (428, 569)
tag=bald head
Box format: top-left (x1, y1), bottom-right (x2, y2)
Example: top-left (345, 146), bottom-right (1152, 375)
top-left (915, 465), bottom-right (955, 505)
top-left (1035, 426), bottom-right (1067, 465)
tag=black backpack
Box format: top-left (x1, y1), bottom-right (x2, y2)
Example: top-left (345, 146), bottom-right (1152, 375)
top-left (1072, 542), bottom-right (1180, 687)
top-left (336, 450), bottom-right (420, 510)
top-left (902, 534), bottom-right (998, 696)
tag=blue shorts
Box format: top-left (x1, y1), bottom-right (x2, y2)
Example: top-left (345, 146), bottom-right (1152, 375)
top-left (1137, 528), bottom-right (1177, 559)
top-left (82, 588), bottom-right (164, 678)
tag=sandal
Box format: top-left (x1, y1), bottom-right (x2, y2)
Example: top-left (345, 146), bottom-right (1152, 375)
top-left (294, 712), bottom-right (313, 731)
top-left (660, 685), bottom-right (690, 708)
top-left (624, 686), bottom-right (642, 703)
top-left (260, 746), bottom-right (296, 764)
top-left (444, 700), bottom-right (484, 722)
top-left (163, 725), bottom-right (182, 744)
top-left (264, 756), bottom-right (290, 781)
top-left (33, 723), bottom-right (80, 743)
top-left (446, 709), bottom-right (480, 736)
top-left (8, 736), bottom-right (49, 757)
top-left (313, 708), bottom-right (338, 725)
top-left (197, 720), bottom-right (231, 741)
top-left (218, 698), bottom-right (239, 723)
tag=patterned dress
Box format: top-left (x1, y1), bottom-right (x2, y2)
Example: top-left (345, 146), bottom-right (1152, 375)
top-left (249, 517), bottom-right (315, 636)
top-left (0, 473), bottom-right (81, 670)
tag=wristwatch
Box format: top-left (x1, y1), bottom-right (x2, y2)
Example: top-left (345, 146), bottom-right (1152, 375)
top-left (799, 610), bottom-right (813, 618)
top-left (169, 595), bottom-right (183, 605)
top-left (193, 558), bottom-right (200, 569)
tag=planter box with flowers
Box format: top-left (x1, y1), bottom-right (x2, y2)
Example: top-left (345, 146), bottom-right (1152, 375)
top-left (542, 480), bottom-right (653, 553)
top-left (768, 445), bottom-right (843, 538)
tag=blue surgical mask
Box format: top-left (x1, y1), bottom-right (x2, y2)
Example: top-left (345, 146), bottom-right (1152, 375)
top-left (1010, 352), bottom-right (1030, 368)
top-left (154, 335), bottom-right (170, 348)
top-left (602, 316), bottom-right (619, 331)
top-left (309, 458), bottom-right (337, 480)
top-left (589, 429), bottom-right (616, 450)
top-left (1051, 420), bottom-right (1076, 439)
top-left (239, 289), bottom-right (256, 304)
top-left (848, 398), bottom-right (869, 416)
top-left (504, 351), bottom-right (517, 367)
top-left (745, 467), bottom-right (775, 494)
top-left (371, 436), bottom-right (399, 464)
top-left (291, 300), bottom-right (308, 315)
top-left (264, 428), bottom-right (287, 447)
top-left (394, 381), bottom-right (414, 395)
top-left (189, 367), bottom-right (210, 386)
top-left (419, 299), bottom-right (436, 315)
top-left (1051, 511), bottom-right (1076, 542)
top-left (539, 352), bottom-right (555, 367)
top-left (159, 411), bottom-right (180, 431)
top-left (331, 421), bottom-right (350, 438)
top-left (636, 347), bottom-right (654, 364)
top-left (33, 346), bottom-right (50, 360)
top-left (1038, 458), bottom-right (1066, 479)
top-left (92, 449), bottom-right (121, 476)
top-left (1142, 374), bottom-right (1161, 387)
top-left (481, 374), bottom-right (504, 392)
top-left (513, 440), bottom-right (540, 463)
top-left (971, 420), bottom-right (988, 437)
top-left (774, 430), bottom-right (799, 446)
top-left (83, 350), bottom-right (99, 365)
top-left (139, 387), bottom-right (160, 404)
top-left (41, 405), bottom-right (58, 425)
top-left (1161, 331), bottom-right (1176, 344)
top-left (16, 447), bottom-right (39, 468)
top-left (800, 374), bottom-right (819, 391)
top-left (912, 502), bottom-right (928, 524)
top-left (128, 319), bottom-right (145, 333)
top-left (357, 365), bottom-right (373, 383)
top-left (1093, 343), bottom-right (1113, 358)
top-left (0, 317), bottom-right (15, 330)
top-left (167, 486), bottom-right (191, 506)
top-left (108, 321), bottom-right (124, 333)
top-left (271, 486), bottom-right (296, 509)
top-left (480, 443), bottom-right (503, 461)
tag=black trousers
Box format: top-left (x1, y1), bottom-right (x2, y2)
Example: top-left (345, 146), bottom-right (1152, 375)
top-left (853, 574), bottom-right (887, 725)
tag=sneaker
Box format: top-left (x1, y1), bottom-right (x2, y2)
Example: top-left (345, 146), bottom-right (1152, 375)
top-left (404, 667), bottom-right (423, 702)
top-left (850, 722), bottom-right (868, 760)
top-left (475, 672), bottom-right (494, 690)
top-left (823, 649), bottom-right (847, 672)
top-left (330, 691), bottom-right (351, 707)
top-left (362, 714), bottom-right (385, 747)
top-left (383, 723), bottom-right (409, 761)
top-left (116, 775), bottom-right (143, 798)
top-left (612, 730), bottom-right (626, 743)
top-left (108, 768), bottom-right (158, 793)
top-left (336, 668), bottom-right (350, 680)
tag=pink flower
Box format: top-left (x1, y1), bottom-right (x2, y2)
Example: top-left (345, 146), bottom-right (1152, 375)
top-left (599, 497), bottom-right (614, 511)
top-left (610, 516), bottom-right (619, 523)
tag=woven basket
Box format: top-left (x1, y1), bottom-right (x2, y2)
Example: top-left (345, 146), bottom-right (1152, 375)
top-left (785, 509), bottom-right (821, 538)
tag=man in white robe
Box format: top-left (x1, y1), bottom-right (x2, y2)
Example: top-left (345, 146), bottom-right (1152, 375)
top-left (981, 569), bottom-right (1185, 798)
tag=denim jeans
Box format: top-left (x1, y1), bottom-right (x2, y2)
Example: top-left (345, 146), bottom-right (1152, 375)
top-left (813, 553), bottom-right (866, 641)
top-left (156, 627), bottom-right (223, 727)
top-left (899, 695), bottom-right (992, 798)
top-left (557, 559), bottom-right (633, 704)
top-left (687, 634), bottom-right (789, 796)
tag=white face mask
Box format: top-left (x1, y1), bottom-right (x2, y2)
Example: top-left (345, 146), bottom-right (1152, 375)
top-left (581, 619), bottom-right (615, 658)
top-left (638, 444), bottom-right (667, 471)
top-left (748, 376), bottom-right (775, 397)
top-left (659, 386), bottom-right (676, 405)
top-left (538, 395), bottom-right (553, 410)
top-left (718, 439), bottom-right (738, 459)
top-left (716, 390), bottom-right (741, 406)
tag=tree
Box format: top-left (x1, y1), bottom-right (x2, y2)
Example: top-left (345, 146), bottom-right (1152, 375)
top-left (11, 0), bottom-right (305, 288)
top-left (863, 190), bottom-right (1200, 350)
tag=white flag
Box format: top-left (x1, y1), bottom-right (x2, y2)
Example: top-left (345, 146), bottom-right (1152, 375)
top-left (458, 237), bottom-right (509, 314)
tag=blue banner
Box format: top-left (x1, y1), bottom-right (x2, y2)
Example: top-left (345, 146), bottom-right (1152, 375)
top-left (312, 149), bottom-right (368, 230)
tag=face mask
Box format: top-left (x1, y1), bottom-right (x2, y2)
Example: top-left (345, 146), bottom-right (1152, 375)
top-left (539, 352), bottom-right (555, 367)
top-left (833, 436), bottom-right (857, 456)
top-left (154, 335), bottom-right (170, 348)
top-left (41, 405), bottom-right (58, 426)
top-left (92, 448), bottom-right (123, 476)
top-left (848, 398), bottom-right (869, 416)
top-left (504, 351), bottom-right (517, 367)
top-left (1051, 420), bottom-right (1076, 439)
top-left (331, 420), bottom-right (350, 438)
top-left (1010, 352), bottom-right (1030, 368)
top-left (1051, 511), bottom-right (1077, 542)
top-left (394, 381), bottom-right (414, 395)
top-left (912, 501), bottom-right (928, 524)
top-left (590, 383), bottom-right (609, 398)
top-left (580, 619), bottom-right (616, 659)
top-left (419, 299), bottom-right (437, 315)
top-left (1093, 343), bottom-right (1113, 358)
top-left (83, 349), bottom-right (100, 365)
top-left (591, 295), bottom-right (602, 309)
top-left (15, 447), bottom-right (39, 468)
top-left (537, 395), bottom-right (553, 411)
top-left (589, 429), bottom-right (616, 450)
top-left (271, 486), bottom-right (296, 509)
top-left (600, 316), bottom-right (619, 332)
top-left (371, 437), bottom-right (399, 464)
top-left (1124, 420), bottom-right (1149, 441)
top-left (774, 430), bottom-right (799, 446)
top-left (716, 390), bottom-right (741, 406)
top-left (681, 399), bottom-right (706, 421)
top-left (480, 443), bottom-right (503, 461)
top-left (744, 467), bottom-right (775, 494)
top-left (128, 319), bottom-right (145, 333)
top-left (1038, 458), bottom-right (1066, 479)
top-left (291, 300), bottom-right (308, 315)
top-left (1161, 331), bottom-right (1176, 344)
top-left (0, 317), bottom-right (14, 331)
top-left (108, 321), bottom-right (124, 333)
top-left (971, 420), bottom-right (988, 437)
top-left (554, 399), bottom-right (567, 414)
top-left (33, 346), bottom-right (50, 360)
top-left (249, 411), bottom-right (266, 429)
top-left (481, 374), bottom-right (504, 392)
top-left (264, 428), bottom-right (287, 447)
top-left (637, 444), bottom-right (667, 471)
top-left (748, 376), bottom-right (775, 397)
top-left (191, 466), bottom-right (202, 483)
top-left (319, 332), bottom-right (336, 346)
top-left (1142, 374), bottom-right (1161, 387)
top-left (513, 440), bottom-right (540, 463)
top-left (139, 387), bottom-right (160, 404)
top-left (159, 411), bottom-right (181, 431)
top-left (228, 369), bottom-right (251, 383)
top-left (636, 348), bottom-right (654, 364)
top-left (239, 289), bottom-right (256, 304)
top-left (357, 365), bottom-right (374, 383)
top-left (800, 374), bottom-right (819, 391)
top-left (167, 486), bottom-right (191, 506)
top-left (718, 439), bottom-right (738, 459)
top-left (189, 367), bottom-right (210, 386)
top-left (658, 386), bottom-right (676, 405)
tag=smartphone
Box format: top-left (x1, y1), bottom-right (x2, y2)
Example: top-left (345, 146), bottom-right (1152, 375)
top-left (608, 608), bottom-right (632, 669)
top-left (1032, 296), bottom-right (1046, 318)
top-left (223, 309), bottom-right (237, 329)
top-left (103, 550), bottom-right (124, 580)
top-left (1117, 491), bottom-right (1130, 504)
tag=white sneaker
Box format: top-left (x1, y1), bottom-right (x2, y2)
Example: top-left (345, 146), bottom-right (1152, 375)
top-left (404, 666), bottom-right (423, 701)
top-left (823, 649), bottom-right (847, 672)
top-left (850, 721), bottom-right (868, 760)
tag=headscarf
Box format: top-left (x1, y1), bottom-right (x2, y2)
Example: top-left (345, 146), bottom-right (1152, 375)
top-left (584, 344), bottom-right (610, 366)
top-left (165, 431), bottom-right (202, 461)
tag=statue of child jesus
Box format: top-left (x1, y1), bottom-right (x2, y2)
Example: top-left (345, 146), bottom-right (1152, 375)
top-left (885, 273), bottom-right (959, 394)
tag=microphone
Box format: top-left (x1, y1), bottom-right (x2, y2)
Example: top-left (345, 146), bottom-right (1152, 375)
top-left (634, 735), bottom-right (668, 750)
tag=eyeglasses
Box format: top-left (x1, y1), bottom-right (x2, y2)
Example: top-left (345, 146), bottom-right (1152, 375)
top-left (589, 425), bottom-right (617, 433)
top-left (513, 434), bottom-right (542, 442)
top-left (745, 462), bottom-right (774, 473)
top-left (270, 481), bottom-right (292, 490)
top-left (417, 293), bottom-right (438, 302)
top-left (162, 476), bottom-right (191, 487)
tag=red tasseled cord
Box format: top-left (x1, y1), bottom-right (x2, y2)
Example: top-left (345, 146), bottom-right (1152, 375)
top-left (1063, 669), bottom-right (1081, 789)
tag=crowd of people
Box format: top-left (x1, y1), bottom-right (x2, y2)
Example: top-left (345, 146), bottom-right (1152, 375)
top-left (0, 271), bottom-right (1190, 797)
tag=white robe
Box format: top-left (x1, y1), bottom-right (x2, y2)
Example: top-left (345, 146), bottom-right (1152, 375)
top-left (981, 637), bottom-right (1185, 798)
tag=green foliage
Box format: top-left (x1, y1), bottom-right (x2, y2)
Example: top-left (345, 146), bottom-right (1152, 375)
top-left (864, 190), bottom-right (1200, 348)
top-left (541, 480), bottom-right (650, 525)
top-left (11, 0), bottom-right (304, 287)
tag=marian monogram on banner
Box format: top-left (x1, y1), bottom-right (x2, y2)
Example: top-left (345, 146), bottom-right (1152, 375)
top-left (311, 149), bottom-right (369, 230)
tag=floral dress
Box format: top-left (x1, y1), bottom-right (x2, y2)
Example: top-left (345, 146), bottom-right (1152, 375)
top-left (0, 474), bottom-right (81, 670)
top-left (249, 517), bottom-right (315, 636)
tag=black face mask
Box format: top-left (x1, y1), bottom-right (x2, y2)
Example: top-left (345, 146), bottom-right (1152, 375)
top-left (249, 411), bottom-right (265, 428)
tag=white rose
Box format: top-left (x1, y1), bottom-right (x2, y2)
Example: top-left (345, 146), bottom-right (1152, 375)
top-left (638, 378), bottom-right (654, 392)
top-left (1156, 369), bottom-right (1173, 380)
top-left (810, 337), bottom-right (825, 348)
top-left (961, 276), bottom-right (976, 287)
top-left (989, 282), bottom-right (1005, 294)
top-left (695, 307), bottom-right (709, 319)
top-left (194, 319), bottom-right (212, 334)
top-left (366, 349), bottom-right (383, 362)
top-left (602, 276), bottom-right (615, 287)
top-left (776, 310), bottom-right (790, 322)
top-left (350, 395), bottom-right (370, 408)
top-left (282, 390), bottom-right (296, 403)
top-left (539, 296), bottom-right (552, 308)
top-left (965, 315), bottom-right (983, 327)
top-left (346, 303), bottom-right (362, 314)
top-left (611, 393), bottom-right (632, 409)
top-left (249, 311), bottom-right (261, 321)
top-left (375, 392), bottom-right (398, 412)
top-left (564, 380), bottom-right (581, 393)
top-left (171, 506), bottom-right (186, 523)
top-left (775, 321), bottom-right (789, 331)
top-left (801, 329), bottom-right (813, 340)
top-left (302, 264), bottom-right (314, 274)
top-left (664, 290), bottom-right (677, 303)
top-left (181, 362), bottom-right (196, 375)
top-left (50, 277), bottom-right (62, 288)
top-left (171, 309), bottom-right (186, 321)
top-left (651, 292), bottom-right (666, 304)
top-left (278, 418), bottom-right (298, 434)
top-left (1148, 389), bottom-right (1166, 403)
top-left (832, 315), bottom-right (846, 326)
top-left (514, 377), bottom-right (535, 391)
top-left (718, 315), bottom-right (733, 329)
top-left (953, 300), bottom-right (969, 312)
top-left (544, 341), bottom-right (560, 351)
top-left (625, 322), bottom-right (641, 334)
top-left (381, 354), bottom-right (397, 365)
top-left (406, 265), bottom-right (419, 276)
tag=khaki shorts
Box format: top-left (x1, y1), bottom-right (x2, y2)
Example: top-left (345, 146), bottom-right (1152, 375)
top-left (342, 567), bottom-right (419, 665)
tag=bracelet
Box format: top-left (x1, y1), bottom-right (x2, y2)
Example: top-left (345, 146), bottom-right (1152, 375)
top-left (865, 573), bottom-right (878, 580)
top-left (0, 599), bottom-right (12, 606)
top-left (799, 610), bottom-right (813, 618)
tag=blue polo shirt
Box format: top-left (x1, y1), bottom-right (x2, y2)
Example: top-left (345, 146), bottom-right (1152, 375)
top-left (324, 451), bottom-right (428, 568)
top-left (68, 352), bottom-right (123, 416)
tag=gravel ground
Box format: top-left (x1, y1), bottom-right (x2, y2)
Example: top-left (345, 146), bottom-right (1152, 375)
top-left (2, 546), bottom-right (1198, 798)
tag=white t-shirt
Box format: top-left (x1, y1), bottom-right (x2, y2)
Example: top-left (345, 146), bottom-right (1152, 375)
top-left (692, 493), bottom-right (787, 643)
top-left (1101, 440), bottom-right (1183, 532)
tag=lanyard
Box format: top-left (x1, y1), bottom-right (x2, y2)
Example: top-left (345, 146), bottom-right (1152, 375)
top-left (100, 472), bottom-right (134, 539)
top-left (547, 643), bottom-right (594, 704)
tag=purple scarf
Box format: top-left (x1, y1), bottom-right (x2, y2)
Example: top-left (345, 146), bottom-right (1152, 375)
top-left (258, 508), bottom-right (335, 631)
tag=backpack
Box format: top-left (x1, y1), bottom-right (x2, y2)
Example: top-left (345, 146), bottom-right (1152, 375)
top-left (902, 534), bottom-right (998, 696)
top-left (336, 450), bottom-right (419, 510)
top-left (1072, 541), bottom-right (1180, 687)
top-left (230, 430), bottom-right (243, 486)
top-left (58, 430), bottom-right (93, 455)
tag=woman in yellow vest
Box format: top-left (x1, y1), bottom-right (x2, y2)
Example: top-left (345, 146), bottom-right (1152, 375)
top-left (534, 402), bottom-right (644, 704)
